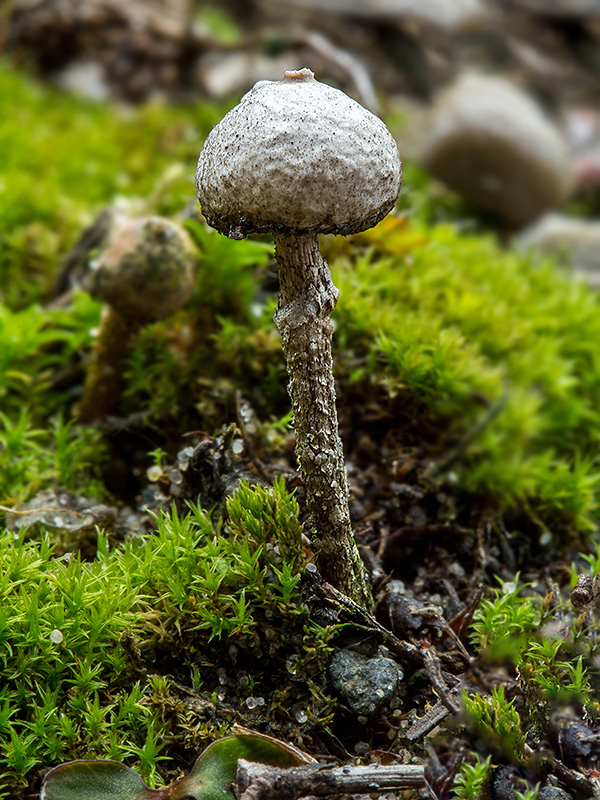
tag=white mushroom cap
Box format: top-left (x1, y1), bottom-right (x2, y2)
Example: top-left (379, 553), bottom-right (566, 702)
top-left (195, 69), bottom-right (401, 238)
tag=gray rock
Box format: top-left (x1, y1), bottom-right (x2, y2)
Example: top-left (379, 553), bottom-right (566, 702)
top-left (54, 59), bottom-right (111, 101)
top-left (329, 649), bottom-right (402, 717)
top-left (257, 0), bottom-right (487, 29)
top-left (538, 786), bottom-right (574, 800)
top-left (197, 51), bottom-right (298, 99)
top-left (516, 213), bottom-right (600, 286)
top-left (420, 73), bottom-right (575, 227)
top-left (4, 489), bottom-right (117, 555)
top-left (506, 0), bottom-right (600, 15)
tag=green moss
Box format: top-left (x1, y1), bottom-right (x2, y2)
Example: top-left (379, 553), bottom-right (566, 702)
top-left (463, 685), bottom-right (527, 763)
top-left (330, 219), bottom-right (600, 533)
top-left (452, 755), bottom-right (492, 800)
top-left (0, 293), bottom-right (107, 503)
top-left (0, 480), bottom-right (329, 799)
top-left (0, 61), bottom-right (224, 309)
top-left (469, 578), bottom-right (540, 656)
top-left (97, 204), bottom-right (600, 536)
top-left (465, 571), bottom-right (600, 748)
top-left (0, 292), bottom-right (100, 416)
top-left (0, 411), bottom-right (106, 504)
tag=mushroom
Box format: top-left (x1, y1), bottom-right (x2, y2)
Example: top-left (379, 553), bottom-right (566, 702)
top-left (77, 216), bottom-right (196, 424)
top-left (195, 68), bottom-right (401, 607)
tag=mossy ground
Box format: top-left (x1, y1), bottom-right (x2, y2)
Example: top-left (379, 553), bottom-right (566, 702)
top-left (3, 62), bottom-right (600, 798)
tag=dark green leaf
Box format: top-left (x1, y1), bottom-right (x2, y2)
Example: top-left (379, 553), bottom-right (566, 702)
top-left (172, 732), bottom-right (313, 800)
top-left (41, 759), bottom-right (168, 800)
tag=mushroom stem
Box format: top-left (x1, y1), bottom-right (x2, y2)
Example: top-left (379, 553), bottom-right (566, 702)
top-left (273, 232), bottom-right (372, 608)
top-left (77, 305), bottom-right (137, 424)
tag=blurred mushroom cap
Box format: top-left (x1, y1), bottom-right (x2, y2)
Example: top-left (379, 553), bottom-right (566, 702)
top-left (91, 216), bottom-right (196, 322)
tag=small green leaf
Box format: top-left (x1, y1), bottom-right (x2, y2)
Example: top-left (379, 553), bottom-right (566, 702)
top-left (41, 759), bottom-right (168, 800)
top-left (172, 732), bottom-right (314, 800)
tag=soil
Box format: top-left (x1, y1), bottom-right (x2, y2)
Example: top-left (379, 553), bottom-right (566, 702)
top-left (5, 2), bottom-right (600, 798)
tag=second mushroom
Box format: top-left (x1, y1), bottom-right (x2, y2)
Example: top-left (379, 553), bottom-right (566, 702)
top-left (196, 68), bottom-right (401, 608)
top-left (77, 216), bottom-right (196, 424)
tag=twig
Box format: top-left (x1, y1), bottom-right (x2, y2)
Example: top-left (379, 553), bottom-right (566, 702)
top-left (449, 584), bottom-right (485, 642)
top-left (0, 505), bottom-right (82, 518)
top-left (405, 688), bottom-right (462, 741)
top-left (289, 28), bottom-right (380, 114)
top-left (308, 575), bottom-right (424, 669)
top-left (409, 601), bottom-right (473, 669)
top-left (376, 524), bottom-right (389, 560)
top-left (235, 759), bottom-right (426, 800)
top-left (531, 746), bottom-right (600, 799)
top-left (422, 646), bottom-right (461, 716)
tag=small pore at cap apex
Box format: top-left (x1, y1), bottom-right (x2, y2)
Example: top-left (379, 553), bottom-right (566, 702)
top-left (283, 68), bottom-right (315, 82)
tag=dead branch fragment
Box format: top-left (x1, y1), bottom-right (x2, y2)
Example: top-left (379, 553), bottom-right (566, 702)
top-left (422, 646), bottom-right (461, 716)
top-left (405, 691), bottom-right (461, 742)
top-left (308, 576), bottom-right (424, 669)
top-left (235, 759), bottom-right (426, 800)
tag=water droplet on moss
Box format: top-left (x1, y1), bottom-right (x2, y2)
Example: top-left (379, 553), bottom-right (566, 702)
top-left (147, 466), bottom-right (163, 482)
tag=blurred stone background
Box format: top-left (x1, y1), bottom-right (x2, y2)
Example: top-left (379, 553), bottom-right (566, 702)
top-left (5, 0), bottom-right (600, 279)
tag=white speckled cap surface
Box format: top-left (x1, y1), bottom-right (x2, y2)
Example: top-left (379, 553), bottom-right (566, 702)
top-left (196, 69), bottom-right (401, 238)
